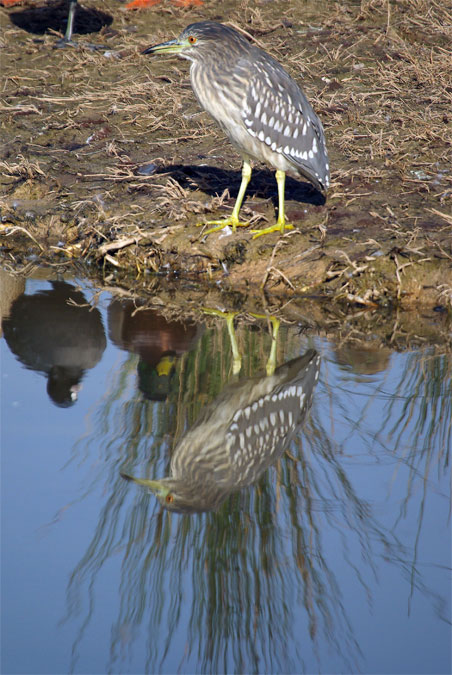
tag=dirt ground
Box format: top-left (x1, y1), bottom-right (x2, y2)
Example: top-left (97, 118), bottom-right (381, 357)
top-left (0, 0), bottom-right (451, 327)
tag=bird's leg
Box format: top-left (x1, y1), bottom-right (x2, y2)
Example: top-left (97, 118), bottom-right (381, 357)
top-left (266, 317), bottom-right (280, 376)
top-left (249, 313), bottom-right (280, 375)
top-left (64, 0), bottom-right (77, 42)
top-left (202, 309), bottom-right (242, 375)
top-left (54, 0), bottom-right (77, 47)
top-left (225, 312), bottom-right (242, 375)
top-left (201, 160), bottom-right (252, 235)
top-left (54, 0), bottom-right (107, 50)
top-left (251, 170), bottom-right (294, 238)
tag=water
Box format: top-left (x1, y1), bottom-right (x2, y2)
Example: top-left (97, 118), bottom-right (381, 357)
top-left (1, 272), bottom-right (450, 674)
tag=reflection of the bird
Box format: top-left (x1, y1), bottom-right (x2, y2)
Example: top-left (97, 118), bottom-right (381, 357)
top-left (123, 348), bottom-right (320, 513)
top-left (2, 280), bottom-right (106, 406)
top-left (202, 308), bottom-right (281, 376)
top-left (64, 322), bottom-right (450, 673)
top-left (108, 299), bottom-right (201, 401)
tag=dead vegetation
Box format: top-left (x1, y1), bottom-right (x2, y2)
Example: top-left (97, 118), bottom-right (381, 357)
top-left (0, 0), bottom-right (451, 309)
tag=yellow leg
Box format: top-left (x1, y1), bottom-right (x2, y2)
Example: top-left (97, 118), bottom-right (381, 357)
top-left (203, 309), bottom-right (281, 377)
top-left (249, 313), bottom-right (280, 375)
top-left (266, 317), bottom-right (280, 376)
top-left (201, 160), bottom-right (252, 235)
top-left (202, 309), bottom-right (242, 375)
top-left (225, 312), bottom-right (242, 375)
top-left (251, 170), bottom-right (294, 238)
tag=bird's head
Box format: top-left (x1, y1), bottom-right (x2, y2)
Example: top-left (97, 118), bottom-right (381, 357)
top-left (142, 21), bottom-right (251, 64)
top-left (121, 472), bottom-right (225, 514)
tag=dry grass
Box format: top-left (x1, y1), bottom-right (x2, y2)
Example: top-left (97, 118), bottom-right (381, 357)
top-left (0, 0), bottom-right (451, 306)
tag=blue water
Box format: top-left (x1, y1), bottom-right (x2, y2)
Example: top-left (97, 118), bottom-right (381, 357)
top-left (1, 273), bottom-right (450, 674)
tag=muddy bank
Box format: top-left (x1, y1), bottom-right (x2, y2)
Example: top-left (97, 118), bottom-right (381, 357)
top-left (1, 264), bottom-right (450, 362)
top-left (1, 0), bottom-right (451, 309)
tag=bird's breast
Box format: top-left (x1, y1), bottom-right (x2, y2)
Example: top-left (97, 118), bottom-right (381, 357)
top-left (190, 62), bottom-right (248, 146)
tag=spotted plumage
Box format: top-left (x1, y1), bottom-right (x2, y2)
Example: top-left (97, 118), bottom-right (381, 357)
top-left (242, 48), bottom-right (329, 191)
top-left (143, 21), bottom-right (330, 236)
top-left (123, 349), bottom-right (320, 513)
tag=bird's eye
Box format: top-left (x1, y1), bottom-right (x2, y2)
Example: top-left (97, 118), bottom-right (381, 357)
top-left (188, 36), bottom-right (197, 45)
top-left (166, 494), bottom-right (174, 503)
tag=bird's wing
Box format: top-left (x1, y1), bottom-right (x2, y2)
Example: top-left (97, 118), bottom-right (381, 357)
top-left (223, 350), bottom-right (321, 487)
top-left (240, 51), bottom-right (329, 191)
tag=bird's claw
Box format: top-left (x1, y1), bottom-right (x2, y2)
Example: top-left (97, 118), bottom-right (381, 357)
top-left (198, 218), bottom-right (249, 235)
top-left (54, 38), bottom-right (78, 49)
top-left (250, 223), bottom-right (294, 239)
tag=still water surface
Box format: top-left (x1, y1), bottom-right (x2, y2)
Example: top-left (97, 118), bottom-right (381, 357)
top-left (1, 273), bottom-right (450, 674)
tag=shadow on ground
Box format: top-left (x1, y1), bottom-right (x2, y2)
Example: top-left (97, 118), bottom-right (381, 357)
top-left (154, 164), bottom-right (326, 209)
top-left (9, 0), bottom-right (112, 37)
top-left (0, 0), bottom-right (451, 308)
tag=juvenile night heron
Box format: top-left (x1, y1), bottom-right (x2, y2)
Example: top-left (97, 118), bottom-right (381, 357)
top-left (122, 349), bottom-right (320, 513)
top-left (143, 21), bottom-right (329, 237)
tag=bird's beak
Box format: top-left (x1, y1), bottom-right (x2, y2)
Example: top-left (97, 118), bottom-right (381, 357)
top-left (121, 473), bottom-right (168, 498)
top-left (142, 38), bottom-right (184, 56)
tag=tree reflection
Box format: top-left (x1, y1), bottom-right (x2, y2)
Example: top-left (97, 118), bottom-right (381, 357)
top-left (63, 315), bottom-right (450, 673)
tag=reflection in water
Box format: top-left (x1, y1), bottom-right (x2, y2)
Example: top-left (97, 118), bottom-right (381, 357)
top-left (122, 349), bottom-right (320, 513)
top-left (2, 276), bottom-right (449, 673)
top-left (2, 280), bottom-right (106, 406)
top-left (0, 268), bottom-right (25, 337)
top-left (62, 319), bottom-right (450, 673)
top-left (108, 299), bottom-right (201, 401)
top-left (334, 341), bottom-right (392, 375)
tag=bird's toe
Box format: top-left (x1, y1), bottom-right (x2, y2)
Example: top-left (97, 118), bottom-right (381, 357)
top-left (251, 223), bottom-right (294, 239)
top-left (199, 216), bottom-right (250, 235)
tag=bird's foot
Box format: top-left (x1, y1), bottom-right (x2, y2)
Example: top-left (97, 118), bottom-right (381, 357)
top-left (201, 308), bottom-right (238, 319)
top-left (54, 37), bottom-right (78, 48)
top-left (250, 222), bottom-right (294, 239)
top-left (199, 216), bottom-right (249, 236)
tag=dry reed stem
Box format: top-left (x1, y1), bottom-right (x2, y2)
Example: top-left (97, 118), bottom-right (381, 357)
top-left (0, 0), bottom-right (450, 304)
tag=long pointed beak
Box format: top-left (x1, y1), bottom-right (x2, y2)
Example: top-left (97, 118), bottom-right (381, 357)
top-left (121, 473), bottom-right (166, 495)
top-left (142, 38), bottom-right (183, 56)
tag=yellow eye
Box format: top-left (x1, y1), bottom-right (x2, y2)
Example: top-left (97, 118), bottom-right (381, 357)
top-left (188, 36), bottom-right (197, 45)
top-left (166, 494), bottom-right (174, 504)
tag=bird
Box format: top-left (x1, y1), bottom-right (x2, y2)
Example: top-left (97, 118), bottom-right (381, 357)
top-left (57, 0), bottom-right (77, 45)
top-left (143, 21), bottom-right (329, 237)
top-left (1, 0), bottom-right (79, 45)
top-left (1, 0), bottom-right (202, 45)
top-left (108, 299), bottom-right (202, 401)
top-left (2, 280), bottom-right (106, 406)
top-left (121, 348), bottom-right (320, 513)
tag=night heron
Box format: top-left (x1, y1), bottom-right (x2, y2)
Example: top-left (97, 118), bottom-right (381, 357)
top-left (122, 348), bottom-right (320, 513)
top-left (143, 21), bottom-right (329, 237)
